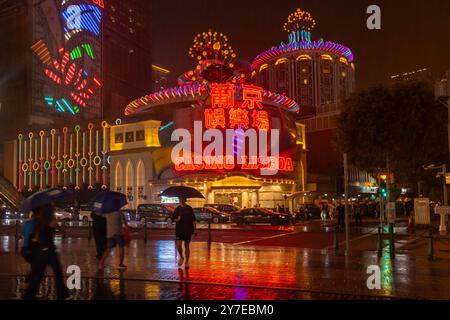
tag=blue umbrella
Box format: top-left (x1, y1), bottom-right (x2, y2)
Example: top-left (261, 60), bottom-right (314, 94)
top-left (88, 191), bottom-right (127, 213)
top-left (21, 188), bottom-right (68, 212)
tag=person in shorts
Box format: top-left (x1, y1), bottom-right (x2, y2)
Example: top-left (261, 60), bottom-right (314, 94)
top-left (173, 197), bottom-right (196, 269)
top-left (98, 210), bottom-right (128, 270)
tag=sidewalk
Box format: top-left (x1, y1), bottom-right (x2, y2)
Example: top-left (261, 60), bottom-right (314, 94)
top-left (1, 233), bottom-right (450, 300)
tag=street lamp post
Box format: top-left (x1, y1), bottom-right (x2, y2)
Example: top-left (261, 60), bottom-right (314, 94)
top-left (344, 153), bottom-right (350, 255)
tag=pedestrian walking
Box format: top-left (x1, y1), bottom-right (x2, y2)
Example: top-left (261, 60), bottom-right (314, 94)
top-left (98, 207), bottom-right (129, 270)
top-left (23, 204), bottom-right (71, 300)
top-left (20, 210), bottom-right (40, 286)
top-left (328, 205), bottom-right (335, 221)
top-left (92, 211), bottom-right (107, 261)
top-left (354, 204), bottom-right (363, 231)
top-left (320, 204), bottom-right (327, 221)
top-left (337, 202), bottom-right (345, 230)
top-left (173, 197), bottom-right (196, 269)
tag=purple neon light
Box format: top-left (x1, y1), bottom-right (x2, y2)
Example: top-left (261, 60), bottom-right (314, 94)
top-left (251, 38), bottom-right (354, 71)
top-left (124, 83), bottom-right (300, 116)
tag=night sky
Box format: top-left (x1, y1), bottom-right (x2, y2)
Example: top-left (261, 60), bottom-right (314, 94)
top-left (151, 0), bottom-right (450, 90)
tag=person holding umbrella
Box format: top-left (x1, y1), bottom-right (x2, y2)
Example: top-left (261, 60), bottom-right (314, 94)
top-left (89, 192), bottom-right (129, 271)
top-left (21, 189), bottom-right (72, 300)
top-left (160, 186), bottom-right (203, 269)
top-left (173, 197), bottom-right (196, 269)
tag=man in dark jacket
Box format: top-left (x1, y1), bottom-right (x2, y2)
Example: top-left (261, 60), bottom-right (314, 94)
top-left (92, 211), bottom-right (107, 261)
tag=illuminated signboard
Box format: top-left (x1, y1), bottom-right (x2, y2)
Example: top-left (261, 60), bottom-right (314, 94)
top-left (173, 84), bottom-right (294, 175)
top-left (31, 0), bottom-right (103, 117)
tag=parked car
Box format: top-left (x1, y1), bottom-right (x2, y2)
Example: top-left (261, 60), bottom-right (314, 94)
top-left (78, 205), bottom-right (92, 223)
top-left (205, 204), bottom-right (240, 213)
top-left (136, 204), bottom-right (175, 224)
top-left (231, 208), bottom-right (290, 226)
top-left (54, 208), bottom-right (74, 221)
top-left (0, 210), bottom-right (27, 220)
top-left (193, 207), bottom-right (230, 223)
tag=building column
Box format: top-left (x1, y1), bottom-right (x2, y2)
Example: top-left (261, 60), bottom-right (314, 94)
top-left (251, 191), bottom-right (259, 208)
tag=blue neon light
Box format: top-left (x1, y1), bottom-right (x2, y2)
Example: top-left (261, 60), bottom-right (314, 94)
top-left (62, 4), bottom-right (102, 37)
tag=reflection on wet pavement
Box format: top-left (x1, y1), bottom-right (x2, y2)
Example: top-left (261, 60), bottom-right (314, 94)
top-left (1, 234), bottom-right (450, 300)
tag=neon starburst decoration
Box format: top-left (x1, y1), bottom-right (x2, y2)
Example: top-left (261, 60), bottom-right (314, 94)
top-left (188, 30), bottom-right (237, 68)
top-left (283, 8), bottom-right (316, 33)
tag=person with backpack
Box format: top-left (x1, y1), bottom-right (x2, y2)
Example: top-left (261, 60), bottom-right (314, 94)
top-left (23, 204), bottom-right (71, 300)
top-left (20, 210), bottom-right (40, 285)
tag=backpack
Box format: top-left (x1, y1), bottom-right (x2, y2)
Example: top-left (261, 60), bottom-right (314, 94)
top-left (20, 220), bottom-right (37, 263)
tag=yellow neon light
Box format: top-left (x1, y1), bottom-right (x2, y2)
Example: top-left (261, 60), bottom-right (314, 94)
top-left (351, 63), bottom-right (355, 70)
top-left (152, 65), bottom-right (170, 74)
top-left (251, 70), bottom-right (256, 78)
top-left (296, 54), bottom-right (312, 61)
top-left (321, 54), bottom-right (333, 61)
top-left (275, 58), bottom-right (289, 66)
top-left (259, 64), bottom-right (268, 72)
top-left (339, 57), bottom-right (348, 65)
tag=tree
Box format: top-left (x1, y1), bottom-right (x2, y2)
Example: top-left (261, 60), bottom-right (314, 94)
top-left (336, 81), bottom-right (448, 197)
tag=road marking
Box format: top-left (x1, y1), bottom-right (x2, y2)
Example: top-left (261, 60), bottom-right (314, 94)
top-left (324, 231), bottom-right (376, 250)
top-left (232, 232), bottom-right (296, 245)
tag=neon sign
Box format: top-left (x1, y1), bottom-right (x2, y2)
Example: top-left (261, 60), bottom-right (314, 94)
top-left (174, 156), bottom-right (294, 172)
top-left (205, 84), bottom-right (270, 131)
top-left (172, 84), bottom-right (294, 176)
top-left (31, 0), bottom-right (104, 116)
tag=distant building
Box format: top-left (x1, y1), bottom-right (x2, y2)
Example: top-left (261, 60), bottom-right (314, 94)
top-left (390, 68), bottom-right (432, 83)
top-left (152, 65), bottom-right (170, 92)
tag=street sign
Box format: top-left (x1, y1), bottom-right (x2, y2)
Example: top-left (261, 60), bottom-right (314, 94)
top-left (414, 198), bottom-right (430, 225)
top-left (386, 202), bottom-right (396, 223)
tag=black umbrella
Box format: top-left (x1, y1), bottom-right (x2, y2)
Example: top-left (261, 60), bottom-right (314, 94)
top-left (160, 186), bottom-right (205, 199)
top-left (21, 188), bottom-right (68, 212)
top-left (88, 191), bottom-right (127, 213)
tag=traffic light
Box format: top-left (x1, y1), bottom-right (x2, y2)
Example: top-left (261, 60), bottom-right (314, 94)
top-left (379, 182), bottom-right (388, 199)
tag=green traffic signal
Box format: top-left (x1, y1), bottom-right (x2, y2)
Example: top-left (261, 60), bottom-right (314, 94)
top-left (379, 182), bottom-right (388, 199)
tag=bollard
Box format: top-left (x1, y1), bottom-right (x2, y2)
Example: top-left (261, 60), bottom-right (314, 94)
top-left (207, 220), bottom-right (212, 246)
top-left (428, 228), bottom-right (434, 260)
top-left (15, 220), bottom-right (19, 253)
top-left (144, 217), bottom-right (148, 243)
top-left (377, 226), bottom-right (383, 257)
top-left (333, 226), bottom-right (339, 252)
top-left (389, 223), bottom-right (395, 258)
top-left (88, 221), bottom-right (92, 241)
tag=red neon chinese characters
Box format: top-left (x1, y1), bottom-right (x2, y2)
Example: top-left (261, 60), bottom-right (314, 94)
top-left (242, 85), bottom-right (263, 110)
top-left (204, 108), bottom-right (226, 129)
top-left (229, 108), bottom-right (249, 129)
top-left (252, 110), bottom-right (270, 131)
top-left (210, 83), bottom-right (235, 109)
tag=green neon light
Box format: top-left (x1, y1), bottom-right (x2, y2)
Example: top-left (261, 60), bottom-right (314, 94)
top-left (61, 98), bottom-right (76, 115)
top-left (55, 100), bottom-right (65, 112)
top-left (82, 44), bottom-right (95, 60)
top-left (44, 96), bottom-right (54, 107)
top-left (70, 47), bottom-right (82, 60)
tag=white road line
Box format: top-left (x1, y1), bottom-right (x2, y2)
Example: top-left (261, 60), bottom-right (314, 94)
top-left (324, 231), bottom-right (376, 250)
top-left (232, 232), bottom-right (296, 246)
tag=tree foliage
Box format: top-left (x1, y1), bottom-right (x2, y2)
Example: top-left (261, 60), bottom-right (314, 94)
top-left (336, 81), bottom-right (448, 191)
